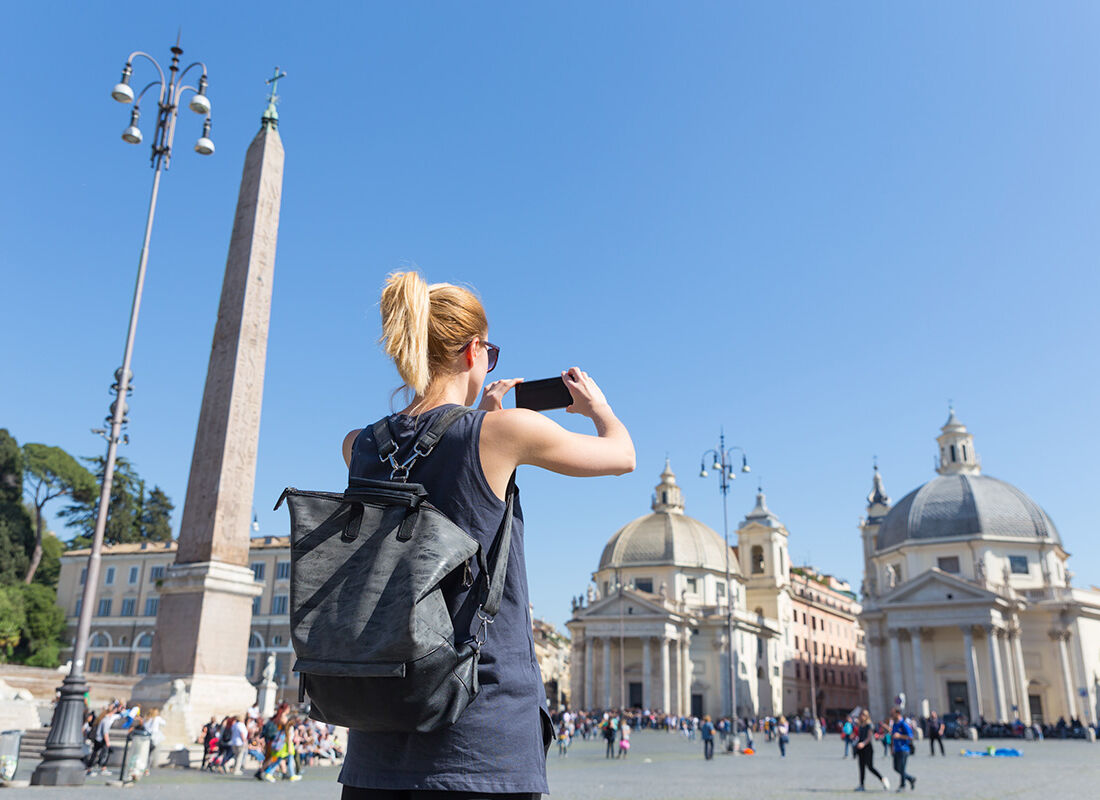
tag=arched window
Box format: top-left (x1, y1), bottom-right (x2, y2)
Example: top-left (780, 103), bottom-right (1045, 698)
top-left (950, 444), bottom-right (957, 462)
top-left (136, 633), bottom-right (154, 648)
top-left (751, 545), bottom-right (764, 574)
top-left (90, 631), bottom-right (111, 648)
top-left (249, 632), bottom-right (264, 649)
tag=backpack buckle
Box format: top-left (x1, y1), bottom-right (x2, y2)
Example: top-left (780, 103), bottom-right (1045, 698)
top-left (474, 608), bottom-right (495, 648)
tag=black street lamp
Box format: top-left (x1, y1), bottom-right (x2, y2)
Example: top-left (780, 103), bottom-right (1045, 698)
top-left (699, 430), bottom-right (750, 746)
top-left (31, 36), bottom-right (213, 787)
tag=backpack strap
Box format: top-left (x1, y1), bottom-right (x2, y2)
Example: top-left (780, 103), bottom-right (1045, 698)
top-left (477, 469), bottom-right (518, 622)
top-left (372, 406), bottom-right (472, 481)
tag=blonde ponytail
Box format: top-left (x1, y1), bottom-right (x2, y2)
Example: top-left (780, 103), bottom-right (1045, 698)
top-left (380, 272), bottom-right (432, 395)
top-left (379, 271), bottom-right (488, 401)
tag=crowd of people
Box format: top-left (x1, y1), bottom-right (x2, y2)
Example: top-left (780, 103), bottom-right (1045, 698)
top-left (79, 698), bottom-right (343, 780)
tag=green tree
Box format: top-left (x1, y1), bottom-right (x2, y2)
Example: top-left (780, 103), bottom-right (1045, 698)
top-left (0, 430), bottom-right (34, 585)
top-left (11, 583), bottom-right (66, 668)
top-left (141, 486), bottom-right (174, 542)
top-left (0, 585), bottom-right (26, 660)
top-left (32, 530), bottom-right (64, 591)
top-left (61, 457), bottom-right (174, 548)
top-left (22, 443), bottom-right (96, 584)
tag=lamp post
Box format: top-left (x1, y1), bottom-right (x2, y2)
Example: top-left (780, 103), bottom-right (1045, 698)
top-left (31, 37), bottom-right (214, 787)
top-left (699, 430), bottom-right (750, 747)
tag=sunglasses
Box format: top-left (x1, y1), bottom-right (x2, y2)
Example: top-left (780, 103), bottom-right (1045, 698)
top-left (462, 339), bottom-right (500, 373)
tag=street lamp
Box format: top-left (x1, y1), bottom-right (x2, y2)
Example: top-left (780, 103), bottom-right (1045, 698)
top-left (32, 36), bottom-right (214, 787)
top-left (700, 430), bottom-right (750, 749)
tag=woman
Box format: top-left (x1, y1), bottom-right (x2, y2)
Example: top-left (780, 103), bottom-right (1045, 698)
top-left (776, 716), bottom-right (789, 758)
top-left (853, 709), bottom-right (888, 791)
top-left (339, 272), bottom-right (635, 799)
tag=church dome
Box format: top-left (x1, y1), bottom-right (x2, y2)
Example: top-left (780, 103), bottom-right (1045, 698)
top-left (875, 412), bottom-right (1060, 551)
top-left (598, 461), bottom-right (736, 574)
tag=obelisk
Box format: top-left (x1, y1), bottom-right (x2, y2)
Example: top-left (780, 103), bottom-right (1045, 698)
top-left (133, 73), bottom-right (285, 725)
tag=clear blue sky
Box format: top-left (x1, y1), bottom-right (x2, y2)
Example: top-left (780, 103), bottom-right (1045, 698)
top-left (3, 2), bottom-right (1098, 631)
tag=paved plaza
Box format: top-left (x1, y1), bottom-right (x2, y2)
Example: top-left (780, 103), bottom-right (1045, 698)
top-left (9, 732), bottom-right (1097, 799)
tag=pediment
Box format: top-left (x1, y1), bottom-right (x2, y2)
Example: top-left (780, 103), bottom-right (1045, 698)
top-left (880, 568), bottom-right (1000, 606)
top-left (576, 589), bottom-right (677, 620)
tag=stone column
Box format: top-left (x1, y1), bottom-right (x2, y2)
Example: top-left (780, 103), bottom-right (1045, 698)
top-left (999, 630), bottom-right (1019, 718)
top-left (962, 625), bottom-right (984, 722)
top-left (584, 636), bottom-right (595, 710)
top-left (866, 635), bottom-right (885, 720)
top-left (642, 637), bottom-right (652, 710)
top-left (1051, 629), bottom-right (1077, 721)
top-left (1071, 621), bottom-right (1096, 726)
top-left (909, 628), bottom-right (926, 716)
top-left (888, 629), bottom-right (903, 708)
top-left (1011, 627), bottom-right (1031, 725)
top-left (986, 625), bottom-right (1007, 722)
top-left (603, 637), bottom-right (612, 709)
top-left (660, 636), bottom-right (671, 712)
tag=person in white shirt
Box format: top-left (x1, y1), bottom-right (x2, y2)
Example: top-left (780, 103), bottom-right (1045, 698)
top-left (85, 704), bottom-right (121, 774)
top-left (230, 716), bottom-right (250, 774)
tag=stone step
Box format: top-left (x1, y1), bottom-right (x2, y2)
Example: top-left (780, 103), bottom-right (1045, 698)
top-left (17, 728), bottom-right (49, 761)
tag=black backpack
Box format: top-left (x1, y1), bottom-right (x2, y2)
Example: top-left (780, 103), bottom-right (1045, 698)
top-left (274, 406), bottom-right (516, 732)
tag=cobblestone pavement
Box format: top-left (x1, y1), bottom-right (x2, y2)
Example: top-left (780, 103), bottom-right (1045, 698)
top-left (10, 733), bottom-right (1097, 798)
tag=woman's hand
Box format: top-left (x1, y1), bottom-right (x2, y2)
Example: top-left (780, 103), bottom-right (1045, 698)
top-left (562, 367), bottom-right (608, 418)
top-left (478, 378), bottom-right (524, 412)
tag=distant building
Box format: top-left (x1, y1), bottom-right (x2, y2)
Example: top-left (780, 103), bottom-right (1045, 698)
top-left (566, 461), bottom-right (867, 718)
top-left (532, 616), bottom-right (570, 709)
top-left (788, 565), bottom-right (867, 719)
top-left (859, 411), bottom-right (1100, 725)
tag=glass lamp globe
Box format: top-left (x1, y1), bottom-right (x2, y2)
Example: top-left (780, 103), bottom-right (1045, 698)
top-left (122, 125), bottom-right (143, 144)
top-left (194, 136), bottom-right (215, 155)
top-left (189, 93), bottom-right (211, 115)
top-left (111, 83), bottom-right (134, 103)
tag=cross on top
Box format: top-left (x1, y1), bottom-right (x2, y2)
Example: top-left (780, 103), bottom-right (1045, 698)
top-left (266, 66), bottom-right (287, 105)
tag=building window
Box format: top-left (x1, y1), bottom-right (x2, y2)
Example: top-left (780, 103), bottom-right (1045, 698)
top-left (144, 597), bottom-right (159, 617)
top-left (247, 658), bottom-right (256, 678)
top-left (137, 658), bottom-right (150, 675)
top-left (97, 599), bottom-right (112, 617)
top-left (272, 635), bottom-right (283, 646)
top-left (88, 657), bottom-right (103, 673)
top-left (272, 595), bottom-right (288, 615)
top-left (250, 632), bottom-right (264, 649)
top-left (80, 567), bottom-right (87, 585)
top-left (90, 632), bottom-right (110, 647)
top-left (950, 444), bottom-right (957, 462)
top-left (120, 598), bottom-right (136, 617)
top-left (104, 567), bottom-right (115, 585)
top-left (128, 566), bottom-right (139, 584)
top-left (276, 561), bottom-right (291, 581)
top-left (1009, 556), bottom-right (1029, 575)
top-left (111, 657), bottom-right (127, 674)
top-left (252, 595), bottom-right (261, 615)
top-left (794, 635), bottom-right (799, 649)
top-left (74, 598), bottom-right (82, 617)
top-left (937, 556), bottom-right (960, 573)
top-left (751, 545), bottom-right (764, 574)
top-left (150, 566), bottom-right (165, 581)
top-left (252, 562), bottom-right (265, 581)
top-left (634, 578), bottom-right (653, 593)
top-left (716, 581), bottom-right (726, 598)
top-left (136, 633), bottom-right (153, 648)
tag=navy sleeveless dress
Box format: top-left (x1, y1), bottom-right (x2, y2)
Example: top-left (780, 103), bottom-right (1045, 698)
top-left (338, 404), bottom-right (552, 795)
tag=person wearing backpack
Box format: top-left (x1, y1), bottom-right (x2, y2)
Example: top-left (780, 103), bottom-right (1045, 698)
top-left (336, 272), bottom-right (635, 799)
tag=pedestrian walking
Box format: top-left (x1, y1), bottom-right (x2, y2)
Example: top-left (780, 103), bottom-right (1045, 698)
top-left (701, 715), bottom-right (715, 760)
top-left (337, 271), bottom-right (635, 799)
top-left (618, 721), bottom-right (631, 758)
top-left (777, 716), bottom-right (790, 758)
top-left (889, 708), bottom-right (917, 792)
top-left (603, 715), bottom-right (618, 759)
top-left (854, 709), bottom-right (889, 791)
top-left (230, 715), bottom-right (250, 774)
top-left (843, 716), bottom-right (854, 758)
top-left (926, 711), bottom-right (945, 756)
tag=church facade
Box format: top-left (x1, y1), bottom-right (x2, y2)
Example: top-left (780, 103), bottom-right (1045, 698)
top-left (566, 462), bottom-right (868, 718)
top-left (859, 411), bottom-right (1100, 726)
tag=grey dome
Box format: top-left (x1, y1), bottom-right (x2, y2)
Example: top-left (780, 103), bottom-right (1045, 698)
top-left (876, 473), bottom-right (1060, 551)
top-left (599, 511), bottom-right (735, 573)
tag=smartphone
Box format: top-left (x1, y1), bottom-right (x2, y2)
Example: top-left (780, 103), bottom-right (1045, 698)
top-left (514, 377), bottom-right (573, 411)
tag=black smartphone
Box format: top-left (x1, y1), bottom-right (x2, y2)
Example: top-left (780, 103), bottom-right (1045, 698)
top-left (514, 377), bottom-right (573, 411)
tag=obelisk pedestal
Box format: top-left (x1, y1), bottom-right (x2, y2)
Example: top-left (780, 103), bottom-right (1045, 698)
top-left (132, 103), bottom-right (284, 731)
